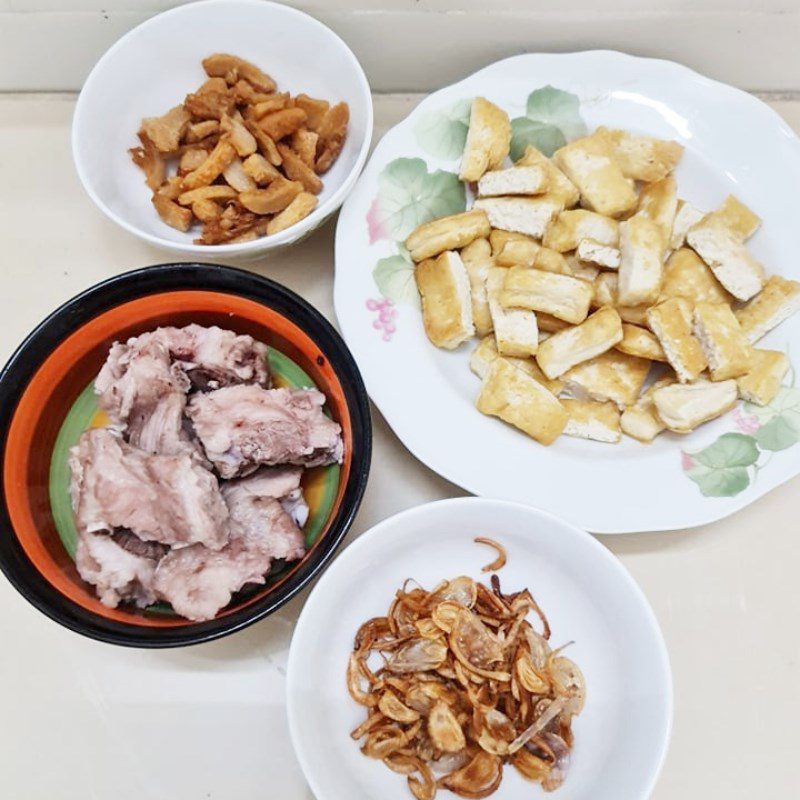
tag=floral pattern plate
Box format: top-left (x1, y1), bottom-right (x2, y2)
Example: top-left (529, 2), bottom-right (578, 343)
top-left (333, 51), bottom-right (800, 533)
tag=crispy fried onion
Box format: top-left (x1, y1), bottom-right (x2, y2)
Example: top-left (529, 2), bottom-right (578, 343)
top-left (348, 567), bottom-right (585, 797)
top-left (473, 537), bottom-right (507, 573)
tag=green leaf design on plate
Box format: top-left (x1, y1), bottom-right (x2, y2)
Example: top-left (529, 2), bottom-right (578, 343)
top-left (684, 432), bottom-right (759, 497)
top-left (510, 85), bottom-right (586, 159)
top-left (756, 414), bottom-right (800, 451)
top-left (373, 246), bottom-right (419, 306)
top-left (686, 463), bottom-right (752, 498)
top-left (372, 158), bottom-right (466, 242)
top-left (414, 98), bottom-right (472, 160)
top-left (692, 432), bottom-right (760, 469)
top-left (744, 387), bottom-right (800, 454)
top-left (510, 118), bottom-right (566, 162)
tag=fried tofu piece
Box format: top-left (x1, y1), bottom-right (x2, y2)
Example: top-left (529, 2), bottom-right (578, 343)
top-left (635, 175), bottom-right (678, 245)
top-left (266, 192), bottom-right (317, 235)
top-left (620, 379), bottom-right (674, 443)
top-left (477, 166), bottom-right (549, 197)
top-left (659, 248), bottom-right (732, 305)
top-left (596, 127), bottom-right (684, 182)
top-left (652, 380), bottom-right (738, 433)
top-left (692, 302), bottom-right (752, 381)
top-left (515, 145), bottom-right (580, 208)
top-left (615, 323), bottom-right (667, 362)
top-left (686, 218), bottom-right (765, 301)
top-left (618, 216), bottom-right (665, 306)
top-left (473, 197), bottom-right (561, 239)
top-left (552, 135), bottom-right (638, 218)
top-left (735, 275), bottom-right (800, 343)
top-left (542, 209), bottom-right (619, 252)
top-left (591, 272), bottom-right (651, 326)
top-left (415, 251), bottom-right (475, 349)
top-left (562, 350), bottom-right (651, 408)
top-left (536, 313), bottom-right (572, 334)
top-left (494, 238), bottom-right (540, 268)
top-left (670, 201), bottom-right (707, 250)
top-left (562, 399), bottom-right (621, 443)
top-left (405, 209), bottom-right (491, 262)
top-left (476, 359), bottom-right (568, 445)
top-left (533, 247), bottom-right (572, 276)
top-left (460, 238), bottom-right (494, 336)
top-left (647, 298), bottom-right (707, 382)
top-left (486, 268), bottom-right (538, 357)
top-left (708, 195), bottom-right (761, 241)
top-left (141, 105), bottom-right (190, 153)
top-left (470, 336), bottom-right (563, 393)
top-left (536, 307), bottom-right (623, 379)
top-left (501, 267), bottom-right (594, 324)
top-left (489, 229), bottom-right (537, 257)
top-left (565, 253), bottom-right (601, 282)
top-left (736, 349), bottom-right (790, 406)
top-left (576, 238), bottom-right (620, 269)
top-left (459, 97), bottom-right (511, 181)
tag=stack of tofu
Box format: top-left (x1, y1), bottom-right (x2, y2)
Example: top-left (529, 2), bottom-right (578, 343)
top-left (409, 96), bottom-right (800, 445)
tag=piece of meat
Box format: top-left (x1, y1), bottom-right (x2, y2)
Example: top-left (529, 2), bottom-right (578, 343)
top-left (186, 385), bottom-right (344, 478)
top-left (75, 529), bottom-right (162, 608)
top-left (222, 467), bottom-right (307, 561)
top-left (69, 428), bottom-right (230, 550)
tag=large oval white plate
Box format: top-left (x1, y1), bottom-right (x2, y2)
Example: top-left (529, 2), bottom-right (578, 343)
top-left (333, 51), bottom-right (800, 533)
top-left (287, 497), bottom-right (672, 800)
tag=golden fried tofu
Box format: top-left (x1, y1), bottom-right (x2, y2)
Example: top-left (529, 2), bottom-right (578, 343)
top-left (405, 209), bottom-right (491, 262)
top-left (542, 209), bottom-right (619, 252)
top-left (494, 238), bottom-right (540, 268)
top-left (620, 378), bottom-right (674, 443)
top-left (470, 336), bottom-right (563, 393)
top-left (477, 166), bottom-right (549, 197)
top-left (708, 195), bottom-right (761, 241)
top-left (534, 247), bottom-right (572, 275)
top-left (459, 97), bottom-right (511, 182)
top-left (536, 307), bottom-right (623, 379)
top-left (486, 268), bottom-right (538, 357)
top-left (515, 145), bottom-right (580, 208)
top-left (536, 312), bottom-right (572, 333)
top-left (659, 248), bottom-right (732, 305)
top-left (686, 218), bottom-right (765, 301)
top-left (735, 275), bottom-right (800, 343)
top-left (562, 399), bottom-right (621, 443)
top-left (736, 349), bottom-right (790, 406)
top-left (635, 175), bottom-right (678, 245)
top-left (565, 253), bottom-right (601, 281)
top-left (618, 216), bottom-right (666, 306)
top-left (552, 134), bottom-right (638, 217)
top-left (647, 298), bottom-right (707, 382)
top-left (615, 323), bottom-right (667, 362)
top-left (489, 229), bottom-right (537, 257)
top-left (670, 200), bottom-right (707, 250)
top-left (596, 127), bottom-right (684, 182)
top-left (473, 197), bottom-right (561, 239)
top-left (415, 251), bottom-right (475, 349)
top-left (692, 302), bottom-right (752, 381)
top-left (591, 272), bottom-right (651, 326)
top-left (652, 380), bottom-right (738, 433)
top-left (476, 359), bottom-right (568, 445)
top-left (576, 238), bottom-right (620, 269)
top-left (460, 238), bottom-right (494, 337)
top-left (501, 267), bottom-right (594, 324)
top-left (562, 350), bottom-right (651, 408)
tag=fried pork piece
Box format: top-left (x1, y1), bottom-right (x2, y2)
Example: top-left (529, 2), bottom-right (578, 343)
top-left (187, 385), bottom-right (343, 479)
top-left (75, 529), bottom-right (167, 609)
top-left (69, 428), bottom-right (230, 550)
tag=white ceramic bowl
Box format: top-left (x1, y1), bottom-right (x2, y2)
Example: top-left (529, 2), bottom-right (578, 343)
top-left (287, 497), bottom-right (672, 800)
top-left (72, 0), bottom-right (373, 257)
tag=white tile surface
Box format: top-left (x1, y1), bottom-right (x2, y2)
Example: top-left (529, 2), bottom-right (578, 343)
top-left (0, 92), bottom-right (799, 799)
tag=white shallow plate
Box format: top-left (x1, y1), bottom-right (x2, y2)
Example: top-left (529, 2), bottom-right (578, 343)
top-left (333, 51), bottom-right (800, 533)
top-left (287, 497), bottom-right (672, 800)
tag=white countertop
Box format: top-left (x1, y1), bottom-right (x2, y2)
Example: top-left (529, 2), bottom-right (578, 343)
top-left (1, 92), bottom-right (799, 799)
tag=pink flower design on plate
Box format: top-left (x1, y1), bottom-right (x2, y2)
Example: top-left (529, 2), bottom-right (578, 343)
top-left (366, 298), bottom-right (397, 341)
top-left (681, 451), bottom-right (695, 471)
top-left (366, 197), bottom-right (387, 244)
top-left (732, 407), bottom-right (760, 435)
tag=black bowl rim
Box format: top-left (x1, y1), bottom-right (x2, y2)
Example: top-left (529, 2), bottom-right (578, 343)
top-left (0, 263), bottom-right (372, 648)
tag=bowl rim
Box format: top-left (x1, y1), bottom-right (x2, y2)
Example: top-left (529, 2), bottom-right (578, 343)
top-left (71, 0), bottom-right (374, 256)
top-left (0, 263), bottom-right (372, 647)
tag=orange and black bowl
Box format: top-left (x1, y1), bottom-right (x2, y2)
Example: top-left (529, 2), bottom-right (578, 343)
top-left (0, 264), bottom-right (371, 647)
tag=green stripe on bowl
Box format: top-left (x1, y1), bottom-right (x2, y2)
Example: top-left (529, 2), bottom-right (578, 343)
top-left (49, 347), bottom-right (341, 615)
